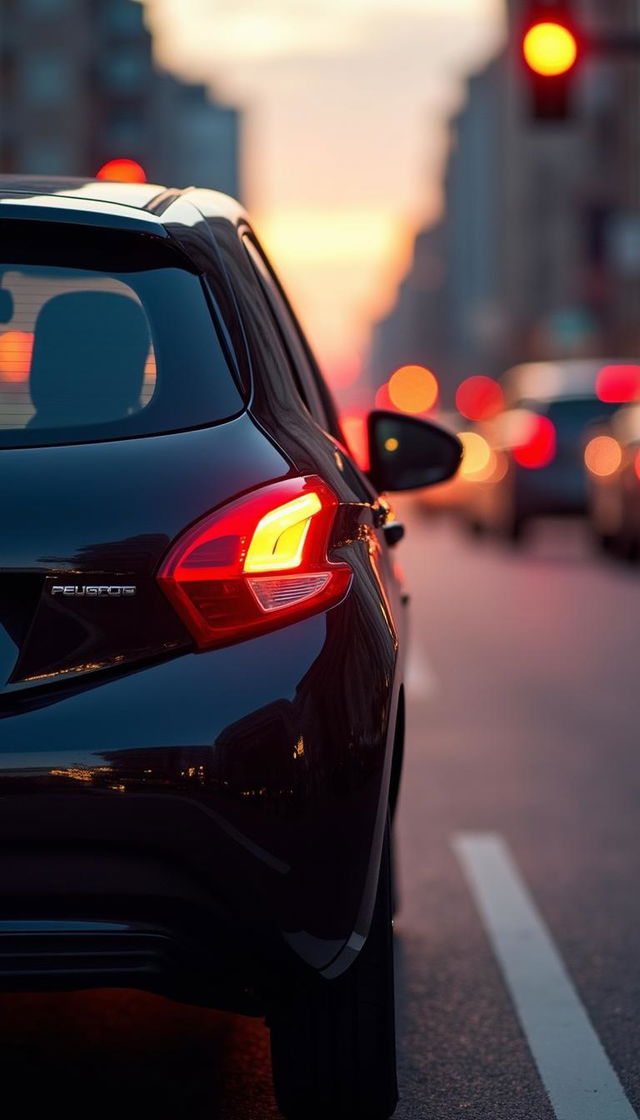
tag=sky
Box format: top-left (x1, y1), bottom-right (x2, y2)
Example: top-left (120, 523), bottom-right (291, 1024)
top-left (142, 0), bottom-right (505, 385)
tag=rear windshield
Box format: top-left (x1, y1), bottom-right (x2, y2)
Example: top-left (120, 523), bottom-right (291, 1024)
top-left (0, 223), bottom-right (243, 447)
top-left (543, 397), bottom-right (618, 438)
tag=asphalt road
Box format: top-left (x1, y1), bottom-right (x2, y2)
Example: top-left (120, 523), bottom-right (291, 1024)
top-left (1, 506), bottom-right (639, 1119)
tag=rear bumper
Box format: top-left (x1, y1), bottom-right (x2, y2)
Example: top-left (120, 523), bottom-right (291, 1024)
top-left (0, 919), bottom-right (257, 1008)
top-left (0, 594), bottom-right (400, 1004)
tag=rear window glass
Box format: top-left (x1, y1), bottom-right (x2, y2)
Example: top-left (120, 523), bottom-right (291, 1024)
top-left (0, 223), bottom-right (243, 447)
top-left (543, 398), bottom-right (618, 437)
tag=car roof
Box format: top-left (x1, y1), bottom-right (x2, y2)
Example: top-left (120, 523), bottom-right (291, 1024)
top-left (502, 359), bottom-right (640, 404)
top-left (0, 176), bottom-right (248, 242)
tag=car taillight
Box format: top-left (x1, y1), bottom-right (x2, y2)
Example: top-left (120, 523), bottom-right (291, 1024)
top-left (157, 476), bottom-right (352, 649)
top-left (512, 414), bottom-right (556, 469)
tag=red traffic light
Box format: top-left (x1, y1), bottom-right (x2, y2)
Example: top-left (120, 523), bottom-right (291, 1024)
top-left (523, 20), bottom-right (578, 76)
top-left (96, 159), bottom-right (147, 184)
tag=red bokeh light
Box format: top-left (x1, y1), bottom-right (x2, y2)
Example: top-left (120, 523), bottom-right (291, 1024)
top-left (456, 376), bottom-right (504, 421)
top-left (96, 159), bottom-right (147, 184)
top-left (512, 414), bottom-right (556, 469)
top-left (375, 383), bottom-right (393, 410)
top-left (341, 412), bottom-right (369, 471)
top-left (595, 364), bottom-right (640, 404)
top-left (328, 354), bottom-right (361, 390)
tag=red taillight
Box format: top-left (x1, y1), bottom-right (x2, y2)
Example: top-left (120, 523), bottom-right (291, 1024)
top-left (512, 414), bottom-right (556, 469)
top-left (157, 476), bottom-right (352, 649)
top-left (596, 364), bottom-right (640, 404)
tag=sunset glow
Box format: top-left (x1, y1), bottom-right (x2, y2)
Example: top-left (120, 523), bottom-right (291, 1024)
top-left (144, 0), bottom-right (505, 376)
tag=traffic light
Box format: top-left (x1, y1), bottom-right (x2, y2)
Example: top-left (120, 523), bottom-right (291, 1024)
top-left (521, 4), bottom-right (580, 121)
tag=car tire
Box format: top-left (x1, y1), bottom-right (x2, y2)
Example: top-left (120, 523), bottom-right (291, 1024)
top-left (592, 529), bottom-right (614, 555)
top-left (464, 516), bottom-right (485, 539)
top-left (502, 513), bottom-right (526, 546)
top-left (269, 823), bottom-right (398, 1120)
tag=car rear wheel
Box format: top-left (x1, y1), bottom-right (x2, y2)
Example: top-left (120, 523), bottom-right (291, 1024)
top-left (269, 823), bottom-right (398, 1119)
top-left (501, 511), bottom-right (526, 546)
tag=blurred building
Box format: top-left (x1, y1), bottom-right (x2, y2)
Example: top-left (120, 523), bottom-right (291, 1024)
top-left (370, 0), bottom-right (640, 406)
top-left (0, 0), bottom-right (241, 196)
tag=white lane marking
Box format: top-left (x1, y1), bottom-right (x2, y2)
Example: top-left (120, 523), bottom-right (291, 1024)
top-left (453, 832), bottom-right (638, 1120)
top-left (405, 642), bottom-right (439, 700)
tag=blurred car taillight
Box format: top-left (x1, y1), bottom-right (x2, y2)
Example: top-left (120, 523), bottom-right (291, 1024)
top-left (595, 364), bottom-right (640, 404)
top-left (512, 413), bottom-right (556, 468)
top-left (584, 435), bottom-right (622, 477)
top-left (158, 476), bottom-right (352, 649)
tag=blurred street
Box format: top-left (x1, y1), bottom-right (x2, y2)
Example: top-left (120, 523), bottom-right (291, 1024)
top-left (0, 505), bottom-right (638, 1118)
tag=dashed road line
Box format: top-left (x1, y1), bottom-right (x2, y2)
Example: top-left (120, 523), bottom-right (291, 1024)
top-left (453, 832), bottom-right (638, 1120)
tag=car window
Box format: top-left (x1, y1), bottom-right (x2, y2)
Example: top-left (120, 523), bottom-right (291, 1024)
top-left (543, 398), bottom-right (618, 435)
top-left (0, 224), bottom-right (243, 448)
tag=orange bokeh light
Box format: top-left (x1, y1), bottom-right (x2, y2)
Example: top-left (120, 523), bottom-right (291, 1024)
top-left (635, 448), bottom-right (640, 483)
top-left (96, 158), bottom-right (147, 183)
top-left (584, 436), bottom-right (622, 478)
top-left (388, 364), bottom-right (438, 415)
top-left (0, 330), bottom-right (34, 382)
top-left (523, 21), bottom-right (578, 77)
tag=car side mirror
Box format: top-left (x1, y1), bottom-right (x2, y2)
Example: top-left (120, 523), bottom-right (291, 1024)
top-left (367, 409), bottom-right (462, 492)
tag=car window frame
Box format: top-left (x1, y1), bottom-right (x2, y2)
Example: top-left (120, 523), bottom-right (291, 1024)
top-left (240, 229), bottom-right (342, 434)
top-left (239, 226), bottom-right (377, 502)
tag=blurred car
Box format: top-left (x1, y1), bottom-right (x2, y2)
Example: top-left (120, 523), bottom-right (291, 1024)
top-left (462, 391), bottom-right (619, 542)
top-left (417, 410), bottom-right (469, 513)
top-left (0, 175), bottom-right (461, 1120)
top-left (585, 403), bottom-right (640, 561)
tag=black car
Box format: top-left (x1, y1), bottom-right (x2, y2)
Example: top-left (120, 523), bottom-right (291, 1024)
top-left (0, 177), bottom-right (460, 1119)
top-left (585, 403), bottom-right (640, 561)
top-left (463, 391), bottom-right (618, 543)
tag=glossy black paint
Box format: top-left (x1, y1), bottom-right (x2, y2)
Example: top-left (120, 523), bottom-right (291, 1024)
top-left (0, 414), bottom-right (289, 687)
top-left (0, 177), bottom-right (409, 1007)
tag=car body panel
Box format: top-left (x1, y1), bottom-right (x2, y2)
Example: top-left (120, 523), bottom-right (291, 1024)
top-left (0, 176), bottom-right (407, 1002)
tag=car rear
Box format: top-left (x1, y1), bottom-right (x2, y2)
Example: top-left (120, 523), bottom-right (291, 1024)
top-left (510, 396), bottom-right (619, 517)
top-left (0, 201), bottom-right (389, 986)
top-left (585, 404), bottom-right (640, 559)
top-left (0, 185), bottom-right (413, 1118)
top-left (463, 395), bottom-right (619, 540)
